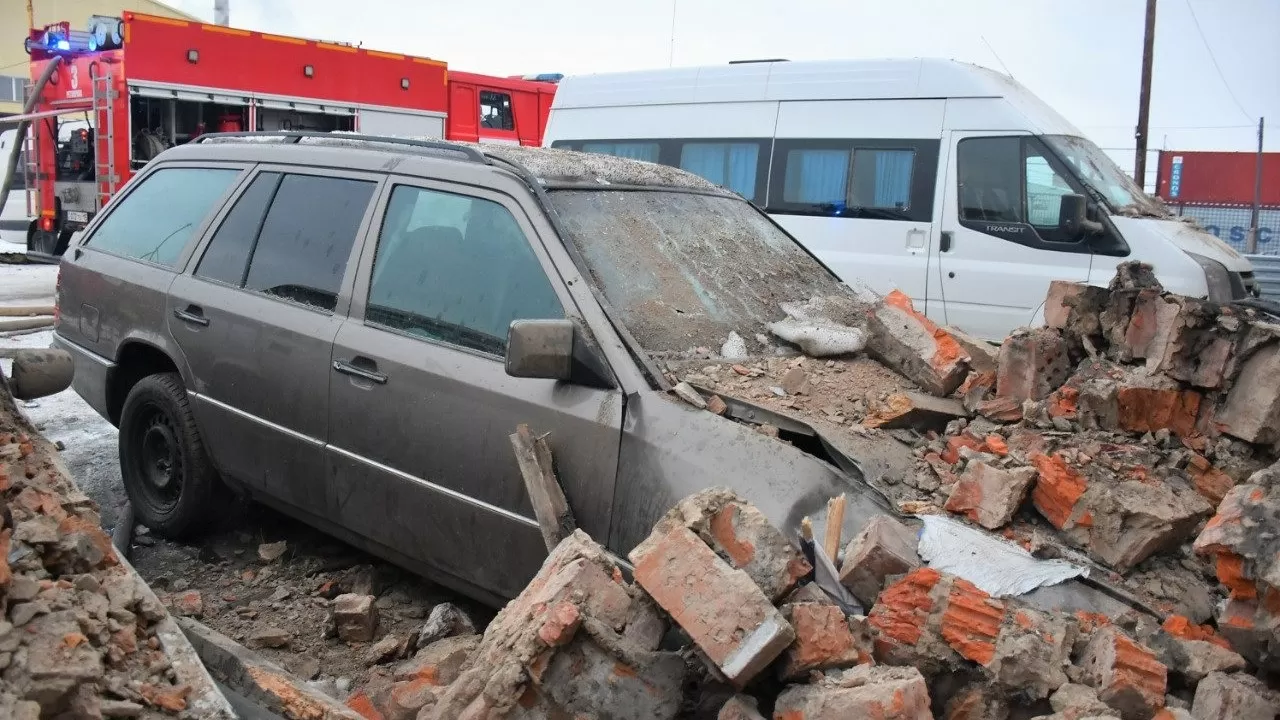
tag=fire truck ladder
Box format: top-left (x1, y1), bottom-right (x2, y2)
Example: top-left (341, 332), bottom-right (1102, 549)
top-left (92, 73), bottom-right (118, 211)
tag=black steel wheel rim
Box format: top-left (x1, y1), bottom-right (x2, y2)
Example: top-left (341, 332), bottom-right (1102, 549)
top-left (130, 401), bottom-right (183, 510)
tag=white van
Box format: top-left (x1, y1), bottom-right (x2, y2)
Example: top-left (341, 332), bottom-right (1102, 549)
top-left (0, 128), bottom-right (32, 245)
top-left (543, 58), bottom-right (1257, 341)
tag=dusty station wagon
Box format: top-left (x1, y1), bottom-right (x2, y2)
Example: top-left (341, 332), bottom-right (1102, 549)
top-left (51, 133), bottom-right (945, 603)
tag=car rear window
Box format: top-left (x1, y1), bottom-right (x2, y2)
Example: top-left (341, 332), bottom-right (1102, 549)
top-left (86, 167), bottom-right (241, 267)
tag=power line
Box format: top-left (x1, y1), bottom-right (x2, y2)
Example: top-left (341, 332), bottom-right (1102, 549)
top-left (1183, 0), bottom-right (1254, 122)
top-left (1082, 124), bottom-right (1256, 131)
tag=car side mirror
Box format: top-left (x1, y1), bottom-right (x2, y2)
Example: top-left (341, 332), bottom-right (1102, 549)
top-left (1059, 194), bottom-right (1103, 238)
top-left (506, 319), bottom-right (615, 389)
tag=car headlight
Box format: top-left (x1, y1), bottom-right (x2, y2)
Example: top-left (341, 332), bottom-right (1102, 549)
top-left (1188, 253), bottom-right (1233, 303)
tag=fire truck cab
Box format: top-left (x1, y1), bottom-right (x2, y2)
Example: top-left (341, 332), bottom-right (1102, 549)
top-left (16, 13), bottom-right (448, 260)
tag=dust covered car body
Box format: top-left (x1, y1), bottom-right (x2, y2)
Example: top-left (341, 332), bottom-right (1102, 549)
top-left (54, 132), bottom-right (899, 603)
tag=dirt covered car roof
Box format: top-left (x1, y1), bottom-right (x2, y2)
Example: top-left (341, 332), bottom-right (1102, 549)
top-left (472, 144), bottom-right (724, 192)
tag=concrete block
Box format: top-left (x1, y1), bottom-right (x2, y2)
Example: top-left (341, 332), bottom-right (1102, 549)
top-left (332, 594), bottom-right (378, 643)
top-left (1190, 671), bottom-right (1279, 720)
top-left (1218, 342), bottom-right (1280, 445)
top-left (630, 524), bottom-right (794, 687)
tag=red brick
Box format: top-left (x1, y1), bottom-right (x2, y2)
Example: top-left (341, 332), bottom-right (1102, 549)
top-left (778, 603), bottom-right (873, 680)
top-left (938, 578), bottom-right (1004, 666)
top-left (1047, 386), bottom-right (1080, 419)
top-left (172, 591), bottom-right (203, 618)
top-left (773, 665), bottom-right (933, 720)
top-left (943, 684), bottom-right (1009, 720)
top-left (1186, 453), bottom-right (1237, 505)
top-left (630, 524), bottom-right (794, 686)
top-left (1044, 280), bottom-right (1108, 332)
top-left (536, 602), bottom-right (581, 647)
top-left (1161, 616), bottom-right (1231, 650)
top-left (706, 497), bottom-right (811, 603)
top-left (838, 515), bottom-right (920, 607)
top-left (1193, 483), bottom-right (1257, 555)
top-left (865, 392), bottom-right (967, 431)
top-left (974, 396), bottom-right (1023, 423)
top-left (1116, 386), bottom-right (1201, 437)
top-left (1079, 626), bottom-right (1167, 719)
top-left (866, 290), bottom-right (971, 397)
top-left (944, 461), bottom-right (1037, 530)
top-left (996, 328), bottom-right (1072, 403)
top-left (394, 634), bottom-right (478, 686)
top-left (346, 690), bottom-right (387, 720)
top-left (1214, 553), bottom-right (1258, 600)
top-left (387, 678), bottom-right (438, 720)
top-left (941, 434), bottom-right (984, 464)
top-left (868, 568), bottom-right (940, 656)
top-left (333, 594), bottom-right (379, 642)
top-left (1030, 454), bottom-right (1090, 530)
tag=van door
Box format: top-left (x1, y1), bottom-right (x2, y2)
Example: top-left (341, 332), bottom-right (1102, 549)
top-left (168, 168), bottom-right (380, 519)
top-left (325, 178), bottom-right (623, 601)
top-left (936, 132), bottom-right (1093, 340)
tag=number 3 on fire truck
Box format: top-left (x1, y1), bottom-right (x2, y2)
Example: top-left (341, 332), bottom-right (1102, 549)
top-left (69, 64), bottom-right (79, 91)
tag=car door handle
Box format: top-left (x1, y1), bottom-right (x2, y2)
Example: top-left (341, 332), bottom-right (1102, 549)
top-left (940, 231), bottom-right (954, 253)
top-left (333, 359), bottom-right (388, 385)
top-left (173, 306), bottom-right (209, 327)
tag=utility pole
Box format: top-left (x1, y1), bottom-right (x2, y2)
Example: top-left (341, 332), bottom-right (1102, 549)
top-left (1248, 117), bottom-right (1265, 254)
top-left (1134, 0), bottom-right (1158, 189)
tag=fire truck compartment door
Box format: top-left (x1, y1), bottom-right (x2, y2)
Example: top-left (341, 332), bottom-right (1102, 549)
top-left (129, 85), bottom-right (250, 106)
top-left (257, 100), bottom-right (355, 116)
top-left (358, 109), bottom-right (444, 138)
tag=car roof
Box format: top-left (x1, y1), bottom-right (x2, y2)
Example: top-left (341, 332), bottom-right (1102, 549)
top-left (161, 132), bottom-right (724, 194)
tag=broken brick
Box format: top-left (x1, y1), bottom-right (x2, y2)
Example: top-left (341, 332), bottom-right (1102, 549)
top-left (1190, 671), bottom-right (1279, 720)
top-left (938, 577), bottom-right (1004, 666)
top-left (866, 290), bottom-right (971, 397)
top-left (387, 678), bottom-right (438, 720)
top-left (332, 594), bottom-right (379, 643)
top-left (777, 602), bottom-right (873, 680)
top-left (989, 607), bottom-right (1075, 700)
top-left (838, 515), bottom-right (921, 608)
top-left (941, 434), bottom-right (985, 464)
top-left (958, 371), bottom-right (996, 413)
top-left (630, 524), bottom-right (794, 686)
top-left (1079, 626), bottom-right (1167, 719)
top-left (717, 695), bottom-right (766, 720)
top-left (773, 665), bottom-right (933, 720)
top-left (539, 635), bottom-right (685, 720)
top-left (1030, 453), bottom-right (1090, 530)
top-left (974, 396), bottom-right (1023, 423)
top-left (865, 392), bottom-right (968, 431)
top-left (944, 461), bottom-right (1037, 530)
top-left (867, 568), bottom-right (942, 663)
top-left (1193, 482), bottom-right (1280, 596)
top-left (1115, 385), bottom-right (1202, 438)
top-left (395, 634), bottom-right (479, 686)
top-left (1044, 280), bottom-right (1109, 337)
top-left (1186, 453), bottom-right (1237, 505)
top-left (996, 328), bottom-right (1072, 403)
top-left (1217, 340), bottom-right (1280, 445)
top-left (172, 591), bottom-right (203, 618)
top-left (943, 684), bottom-right (1010, 720)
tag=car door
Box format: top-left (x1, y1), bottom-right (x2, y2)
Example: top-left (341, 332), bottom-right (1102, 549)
top-left (168, 167), bottom-right (381, 519)
top-left (935, 132), bottom-right (1094, 341)
top-left (326, 176), bottom-right (623, 601)
top-left (768, 139), bottom-right (938, 309)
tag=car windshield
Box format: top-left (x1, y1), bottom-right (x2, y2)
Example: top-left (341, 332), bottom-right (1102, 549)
top-left (547, 189), bottom-right (849, 356)
top-left (1043, 135), bottom-right (1168, 217)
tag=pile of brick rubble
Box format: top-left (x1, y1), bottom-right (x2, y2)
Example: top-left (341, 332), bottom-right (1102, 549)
top-left (340, 263), bottom-right (1280, 719)
top-left (0, 375), bottom-right (231, 719)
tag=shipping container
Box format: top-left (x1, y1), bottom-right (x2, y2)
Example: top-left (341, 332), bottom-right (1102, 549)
top-left (1155, 149), bottom-right (1280, 207)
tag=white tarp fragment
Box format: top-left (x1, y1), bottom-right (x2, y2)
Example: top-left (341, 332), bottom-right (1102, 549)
top-left (917, 515), bottom-right (1088, 597)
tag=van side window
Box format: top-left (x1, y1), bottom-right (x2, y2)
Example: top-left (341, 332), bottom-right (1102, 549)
top-left (782, 149), bottom-right (849, 205)
top-left (581, 142), bottom-right (661, 163)
top-left (679, 143), bottom-right (759, 200)
top-left (1025, 151), bottom-right (1074, 228)
top-left (86, 167), bottom-right (240, 267)
top-left (242, 174), bottom-right (376, 312)
top-left (195, 172), bottom-right (281, 286)
top-left (851, 149), bottom-right (914, 211)
top-left (957, 137), bottom-right (1023, 223)
top-left (480, 91), bottom-right (514, 131)
top-left (366, 185), bottom-right (564, 356)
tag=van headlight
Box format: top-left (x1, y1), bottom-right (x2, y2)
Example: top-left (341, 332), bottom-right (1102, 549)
top-left (1188, 253), bottom-right (1233, 303)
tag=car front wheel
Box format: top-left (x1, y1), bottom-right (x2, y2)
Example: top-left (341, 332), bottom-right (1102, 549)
top-left (118, 372), bottom-right (226, 538)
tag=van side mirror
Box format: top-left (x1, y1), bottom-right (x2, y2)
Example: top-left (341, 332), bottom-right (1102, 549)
top-left (1059, 194), bottom-right (1103, 238)
top-left (506, 319), bottom-right (615, 389)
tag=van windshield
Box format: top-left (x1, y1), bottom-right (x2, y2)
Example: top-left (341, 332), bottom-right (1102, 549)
top-left (1043, 135), bottom-right (1168, 218)
top-left (547, 189), bottom-right (848, 355)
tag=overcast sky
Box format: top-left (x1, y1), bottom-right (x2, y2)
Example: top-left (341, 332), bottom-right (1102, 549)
top-left (169, 0), bottom-right (1278, 183)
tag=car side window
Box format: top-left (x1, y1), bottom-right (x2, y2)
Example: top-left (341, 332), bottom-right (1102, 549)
top-left (957, 137), bottom-right (1024, 223)
top-left (242, 174), bottom-right (376, 312)
top-left (851, 149), bottom-right (915, 211)
top-left (86, 167), bottom-right (240, 267)
top-left (782, 149), bottom-right (849, 205)
top-left (1025, 152), bottom-right (1075, 229)
top-left (480, 90), bottom-right (515, 131)
top-left (366, 185), bottom-right (564, 356)
top-left (195, 172), bottom-right (281, 286)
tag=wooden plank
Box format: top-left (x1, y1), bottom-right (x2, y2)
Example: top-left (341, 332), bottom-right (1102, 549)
top-left (509, 424), bottom-right (576, 553)
top-left (823, 494), bottom-right (846, 563)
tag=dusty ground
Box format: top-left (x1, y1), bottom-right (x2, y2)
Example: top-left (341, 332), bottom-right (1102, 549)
top-left (0, 248), bottom-right (481, 697)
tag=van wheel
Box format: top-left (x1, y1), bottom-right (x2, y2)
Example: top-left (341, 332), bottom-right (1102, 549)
top-left (118, 372), bottom-right (225, 538)
top-left (54, 230), bottom-right (73, 256)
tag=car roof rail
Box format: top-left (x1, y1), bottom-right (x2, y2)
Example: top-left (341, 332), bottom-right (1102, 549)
top-left (191, 131), bottom-right (490, 165)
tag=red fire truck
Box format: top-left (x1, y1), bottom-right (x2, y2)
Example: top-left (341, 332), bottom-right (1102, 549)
top-left (7, 13), bottom-right (557, 259)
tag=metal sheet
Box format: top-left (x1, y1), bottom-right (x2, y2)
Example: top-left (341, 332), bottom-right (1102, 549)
top-left (1248, 254), bottom-right (1280, 302)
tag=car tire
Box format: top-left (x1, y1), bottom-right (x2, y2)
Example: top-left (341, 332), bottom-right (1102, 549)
top-left (118, 372), bottom-right (226, 538)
